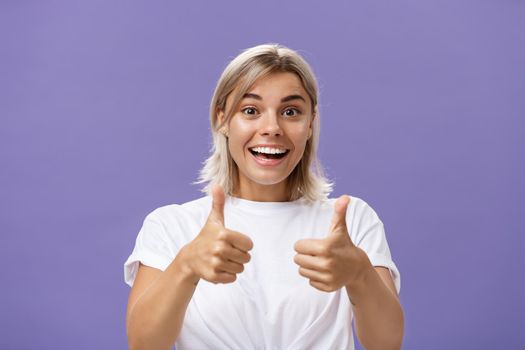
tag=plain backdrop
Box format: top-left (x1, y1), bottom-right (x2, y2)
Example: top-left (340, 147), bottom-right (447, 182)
top-left (1, 0), bottom-right (524, 349)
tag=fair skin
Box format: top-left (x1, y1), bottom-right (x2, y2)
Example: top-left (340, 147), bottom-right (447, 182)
top-left (218, 72), bottom-right (313, 202)
top-left (126, 72), bottom-right (404, 350)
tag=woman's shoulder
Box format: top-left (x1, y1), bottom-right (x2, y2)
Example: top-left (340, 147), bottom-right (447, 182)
top-left (324, 193), bottom-right (382, 222)
top-left (144, 195), bottom-right (211, 224)
top-left (321, 193), bottom-right (371, 210)
top-left (347, 194), bottom-right (374, 211)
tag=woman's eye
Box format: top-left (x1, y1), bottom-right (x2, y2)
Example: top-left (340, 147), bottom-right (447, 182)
top-left (241, 107), bottom-right (258, 116)
top-left (283, 108), bottom-right (300, 117)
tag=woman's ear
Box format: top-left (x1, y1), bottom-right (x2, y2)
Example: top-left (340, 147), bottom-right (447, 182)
top-left (217, 109), bottom-right (229, 137)
top-left (307, 112), bottom-right (316, 139)
top-left (217, 108), bottom-right (224, 125)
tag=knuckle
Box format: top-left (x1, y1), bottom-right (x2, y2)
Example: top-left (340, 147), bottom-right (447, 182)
top-left (203, 271), bottom-right (216, 283)
top-left (211, 245), bottom-right (220, 256)
top-left (324, 258), bottom-right (335, 271)
top-left (210, 256), bottom-right (222, 269)
top-left (212, 242), bottom-right (225, 257)
top-left (217, 228), bottom-right (229, 241)
top-left (320, 244), bottom-right (331, 256)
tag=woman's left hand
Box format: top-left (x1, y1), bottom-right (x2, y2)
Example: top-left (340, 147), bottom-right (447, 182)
top-left (293, 195), bottom-right (372, 292)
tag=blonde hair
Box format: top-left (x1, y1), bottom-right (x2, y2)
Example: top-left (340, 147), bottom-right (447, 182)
top-left (193, 43), bottom-right (333, 202)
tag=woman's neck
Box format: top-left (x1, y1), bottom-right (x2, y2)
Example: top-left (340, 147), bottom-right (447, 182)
top-left (231, 181), bottom-right (291, 202)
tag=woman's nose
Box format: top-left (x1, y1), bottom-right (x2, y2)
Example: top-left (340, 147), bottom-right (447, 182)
top-left (259, 111), bottom-right (283, 136)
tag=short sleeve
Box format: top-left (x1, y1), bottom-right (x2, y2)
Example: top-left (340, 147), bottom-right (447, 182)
top-left (348, 198), bottom-right (401, 294)
top-left (123, 213), bottom-right (175, 287)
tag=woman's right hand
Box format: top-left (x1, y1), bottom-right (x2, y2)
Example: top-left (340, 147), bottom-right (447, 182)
top-left (179, 184), bottom-right (253, 285)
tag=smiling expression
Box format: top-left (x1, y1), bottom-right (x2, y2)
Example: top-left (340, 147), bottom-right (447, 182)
top-left (218, 72), bottom-right (315, 201)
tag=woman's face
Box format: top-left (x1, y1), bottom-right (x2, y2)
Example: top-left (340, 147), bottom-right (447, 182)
top-left (218, 71), bottom-right (314, 200)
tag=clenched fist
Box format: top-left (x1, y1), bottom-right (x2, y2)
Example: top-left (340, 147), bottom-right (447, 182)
top-left (181, 184), bottom-right (253, 285)
top-left (293, 195), bottom-right (371, 293)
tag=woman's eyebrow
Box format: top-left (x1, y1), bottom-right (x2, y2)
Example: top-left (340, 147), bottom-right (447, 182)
top-left (242, 93), bottom-right (306, 103)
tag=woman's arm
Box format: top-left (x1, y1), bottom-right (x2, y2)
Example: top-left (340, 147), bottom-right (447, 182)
top-left (126, 185), bottom-right (253, 350)
top-left (126, 248), bottom-right (198, 350)
top-left (346, 263), bottom-right (404, 350)
top-left (293, 195), bottom-right (404, 350)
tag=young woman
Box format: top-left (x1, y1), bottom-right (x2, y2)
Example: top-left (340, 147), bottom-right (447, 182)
top-left (124, 43), bottom-right (404, 350)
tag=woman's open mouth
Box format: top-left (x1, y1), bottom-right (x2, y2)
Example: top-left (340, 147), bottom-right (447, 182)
top-left (248, 147), bottom-right (290, 166)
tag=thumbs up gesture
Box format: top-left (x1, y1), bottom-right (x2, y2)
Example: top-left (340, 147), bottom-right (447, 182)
top-left (182, 184), bottom-right (253, 285)
top-left (293, 195), bottom-right (370, 292)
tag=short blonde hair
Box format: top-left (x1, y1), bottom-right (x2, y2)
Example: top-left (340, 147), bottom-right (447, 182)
top-left (194, 43), bottom-right (333, 202)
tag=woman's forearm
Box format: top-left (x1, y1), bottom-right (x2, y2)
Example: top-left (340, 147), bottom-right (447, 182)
top-left (127, 246), bottom-right (198, 350)
top-left (346, 263), bottom-right (404, 350)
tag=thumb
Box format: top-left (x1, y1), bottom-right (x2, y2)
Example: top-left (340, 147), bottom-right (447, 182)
top-left (209, 183), bottom-right (225, 226)
top-left (329, 195), bottom-right (350, 236)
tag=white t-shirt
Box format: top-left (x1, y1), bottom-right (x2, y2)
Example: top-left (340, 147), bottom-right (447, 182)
top-left (124, 194), bottom-right (400, 350)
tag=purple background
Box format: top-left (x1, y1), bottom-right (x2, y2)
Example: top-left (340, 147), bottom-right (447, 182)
top-left (1, 1), bottom-right (523, 349)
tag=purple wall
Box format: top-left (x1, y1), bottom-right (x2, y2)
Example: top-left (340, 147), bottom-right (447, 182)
top-left (1, 1), bottom-right (523, 349)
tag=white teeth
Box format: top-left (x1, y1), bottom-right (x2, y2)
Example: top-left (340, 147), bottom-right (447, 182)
top-left (250, 146), bottom-right (287, 154)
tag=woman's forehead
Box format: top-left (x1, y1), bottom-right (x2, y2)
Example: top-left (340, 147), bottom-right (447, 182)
top-left (247, 72), bottom-right (305, 93)
top-left (230, 72), bottom-right (309, 105)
